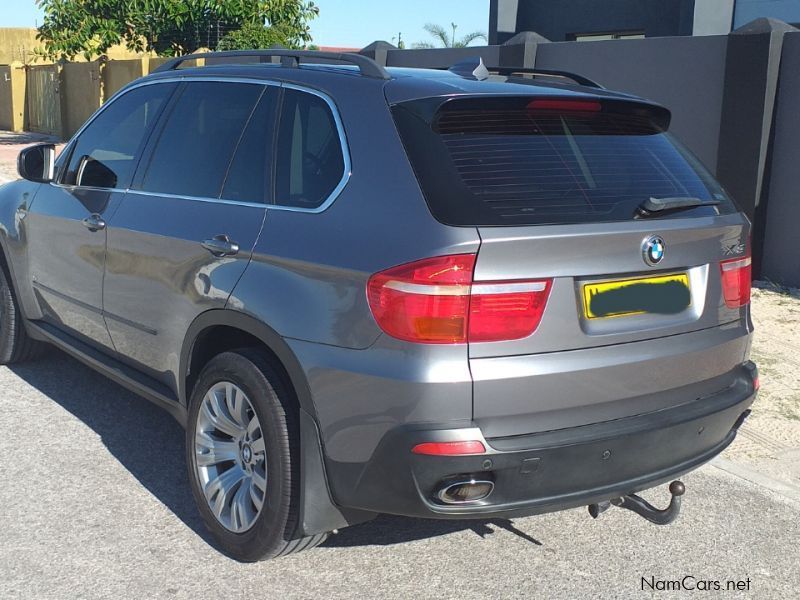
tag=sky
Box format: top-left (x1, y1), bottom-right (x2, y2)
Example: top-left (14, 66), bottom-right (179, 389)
top-left (2, 0), bottom-right (491, 49)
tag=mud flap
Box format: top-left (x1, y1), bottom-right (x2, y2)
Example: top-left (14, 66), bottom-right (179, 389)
top-left (297, 408), bottom-right (376, 536)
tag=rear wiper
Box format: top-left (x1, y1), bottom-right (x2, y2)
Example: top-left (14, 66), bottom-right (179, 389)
top-left (635, 197), bottom-right (720, 218)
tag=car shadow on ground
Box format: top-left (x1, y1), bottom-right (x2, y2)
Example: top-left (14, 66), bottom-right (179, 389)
top-left (10, 350), bottom-right (543, 552)
top-left (324, 515), bottom-right (542, 548)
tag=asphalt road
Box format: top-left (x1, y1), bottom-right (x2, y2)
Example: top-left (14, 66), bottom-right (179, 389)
top-left (1, 351), bottom-right (798, 600)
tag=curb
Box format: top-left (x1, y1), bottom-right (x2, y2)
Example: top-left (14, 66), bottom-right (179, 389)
top-left (711, 456), bottom-right (800, 502)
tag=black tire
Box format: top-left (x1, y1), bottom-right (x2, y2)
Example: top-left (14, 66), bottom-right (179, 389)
top-left (186, 348), bottom-right (327, 561)
top-left (0, 264), bottom-right (46, 364)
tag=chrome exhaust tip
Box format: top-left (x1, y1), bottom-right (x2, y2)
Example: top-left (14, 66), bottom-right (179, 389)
top-left (436, 478), bottom-right (495, 504)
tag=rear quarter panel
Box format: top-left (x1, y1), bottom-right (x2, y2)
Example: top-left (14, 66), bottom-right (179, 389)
top-left (228, 74), bottom-right (480, 461)
top-left (229, 75), bottom-right (480, 349)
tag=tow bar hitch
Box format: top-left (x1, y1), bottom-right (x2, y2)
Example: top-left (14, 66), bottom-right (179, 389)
top-left (588, 481), bottom-right (685, 525)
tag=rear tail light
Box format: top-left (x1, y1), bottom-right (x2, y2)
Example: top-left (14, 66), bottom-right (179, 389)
top-left (527, 98), bottom-right (602, 112)
top-left (412, 441), bottom-right (486, 456)
top-left (469, 280), bottom-right (552, 342)
top-left (367, 254), bottom-right (473, 344)
top-left (367, 254), bottom-right (552, 344)
top-left (720, 254), bottom-right (752, 308)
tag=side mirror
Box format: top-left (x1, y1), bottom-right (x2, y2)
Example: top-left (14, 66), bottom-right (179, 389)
top-left (17, 143), bottom-right (56, 183)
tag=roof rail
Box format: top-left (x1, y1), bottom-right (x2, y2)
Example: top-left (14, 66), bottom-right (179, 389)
top-left (447, 57), bottom-right (603, 89)
top-left (152, 50), bottom-right (391, 80)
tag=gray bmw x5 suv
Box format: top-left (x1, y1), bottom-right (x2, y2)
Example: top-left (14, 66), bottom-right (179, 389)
top-left (1, 51), bottom-right (757, 561)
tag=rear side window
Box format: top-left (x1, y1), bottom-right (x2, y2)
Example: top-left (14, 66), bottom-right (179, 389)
top-left (275, 88), bottom-right (345, 209)
top-left (221, 88), bottom-right (278, 204)
top-left (392, 96), bottom-right (736, 226)
top-left (139, 81), bottom-right (265, 199)
top-left (63, 83), bottom-right (174, 189)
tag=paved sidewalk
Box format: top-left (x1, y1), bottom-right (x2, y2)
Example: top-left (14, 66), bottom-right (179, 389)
top-left (723, 284), bottom-right (800, 488)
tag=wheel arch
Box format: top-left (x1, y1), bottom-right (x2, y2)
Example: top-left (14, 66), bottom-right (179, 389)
top-left (180, 309), bottom-right (375, 535)
top-left (0, 219), bottom-right (44, 329)
top-left (0, 235), bottom-right (12, 281)
top-left (180, 309), bottom-right (315, 418)
top-left (0, 180), bottom-right (48, 323)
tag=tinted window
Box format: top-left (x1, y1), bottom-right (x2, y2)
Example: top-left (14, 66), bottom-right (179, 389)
top-left (140, 82), bottom-right (264, 198)
top-left (275, 89), bottom-right (345, 209)
top-left (221, 88), bottom-right (277, 204)
top-left (64, 83), bottom-right (173, 188)
top-left (393, 96), bottom-right (736, 226)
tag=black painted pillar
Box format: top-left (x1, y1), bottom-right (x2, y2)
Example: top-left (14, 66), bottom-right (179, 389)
top-left (498, 31), bottom-right (549, 69)
top-left (359, 41), bottom-right (397, 67)
top-left (716, 18), bottom-right (796, 277)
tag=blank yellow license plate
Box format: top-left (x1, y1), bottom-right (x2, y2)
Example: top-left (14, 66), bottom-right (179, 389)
top-left (583, 273), bottom-right (691, 319)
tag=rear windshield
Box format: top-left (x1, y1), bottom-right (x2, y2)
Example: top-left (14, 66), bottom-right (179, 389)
top-left (392, 96), bottom-right (736, 226)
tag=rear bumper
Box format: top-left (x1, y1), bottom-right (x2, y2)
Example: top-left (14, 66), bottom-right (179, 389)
top-left (326, 362), bottom-right (757, 519)
top-left (470, 321), bottom-right (752, 438)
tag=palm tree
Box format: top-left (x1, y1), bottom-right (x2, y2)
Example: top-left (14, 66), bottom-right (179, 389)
top-left (413, 22), bottom-right (487, 49)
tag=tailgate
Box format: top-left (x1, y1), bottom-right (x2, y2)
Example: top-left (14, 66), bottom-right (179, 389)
top-left (391, 91), bottom-right (754, 436)
top-left (472, 214), bottom-right (749, 358)
top-left (469, 215), bottom-right (752, 437)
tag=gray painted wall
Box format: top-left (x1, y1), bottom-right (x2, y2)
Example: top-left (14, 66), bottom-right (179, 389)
top-left (384, 46), bottom-right (501, 69)
top-left (533, 35), bottom-right (728, 170)
top-left (760, 31), bottom-right (800, 285)
top-left (493, 0), bottom-right (520, 41)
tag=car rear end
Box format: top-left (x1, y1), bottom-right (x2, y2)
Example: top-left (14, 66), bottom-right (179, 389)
top-left (337, 81), bottom-right (757, 519)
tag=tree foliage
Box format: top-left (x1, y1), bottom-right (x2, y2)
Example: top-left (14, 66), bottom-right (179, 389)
top-left (216, 22), bottom-right (288, 51)
top-left (413, 22), bottom-right (486, 49)
top-left (35, 0), bottom-right (319, 60)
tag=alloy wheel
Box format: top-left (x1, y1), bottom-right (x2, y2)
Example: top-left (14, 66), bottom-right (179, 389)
top-left (193, 381), bottom-right (267, 533)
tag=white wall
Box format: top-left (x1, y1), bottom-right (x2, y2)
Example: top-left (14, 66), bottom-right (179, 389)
top-left (693, 0), bottom-right (736, 35)
top-left (496, 0), bottom-right (520, 34)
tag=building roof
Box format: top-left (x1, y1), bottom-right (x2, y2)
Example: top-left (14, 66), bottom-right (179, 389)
top-left (318, 46), bottom-right (361, 53)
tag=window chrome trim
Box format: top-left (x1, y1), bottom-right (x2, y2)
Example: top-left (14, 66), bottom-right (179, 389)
top-left (50, 183), bottom-right (128, 194)
top-left (49, 75), bottom-right (351, 214)
top-left (75, 156), bottom-right (88, 187)
top-left (270, 82), bottom-right (352, 214)
top-left (125, 188), bottom-right (267, 209)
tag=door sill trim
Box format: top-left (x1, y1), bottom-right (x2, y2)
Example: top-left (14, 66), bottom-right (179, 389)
top-left (25, 320), bottom-right (187, 427)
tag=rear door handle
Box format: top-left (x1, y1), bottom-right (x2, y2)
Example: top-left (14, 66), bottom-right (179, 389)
top-left (81, 213), bottom-right (106, 232)
top-left (202, 235), bottom-right (239, 257)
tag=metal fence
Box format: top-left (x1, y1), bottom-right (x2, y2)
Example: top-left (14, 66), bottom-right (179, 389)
top-left (25, 64), bottom-right (61, 136)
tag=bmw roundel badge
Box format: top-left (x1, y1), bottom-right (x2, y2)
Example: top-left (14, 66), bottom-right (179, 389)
top-left (642, 235), bottom-right (665, 266)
